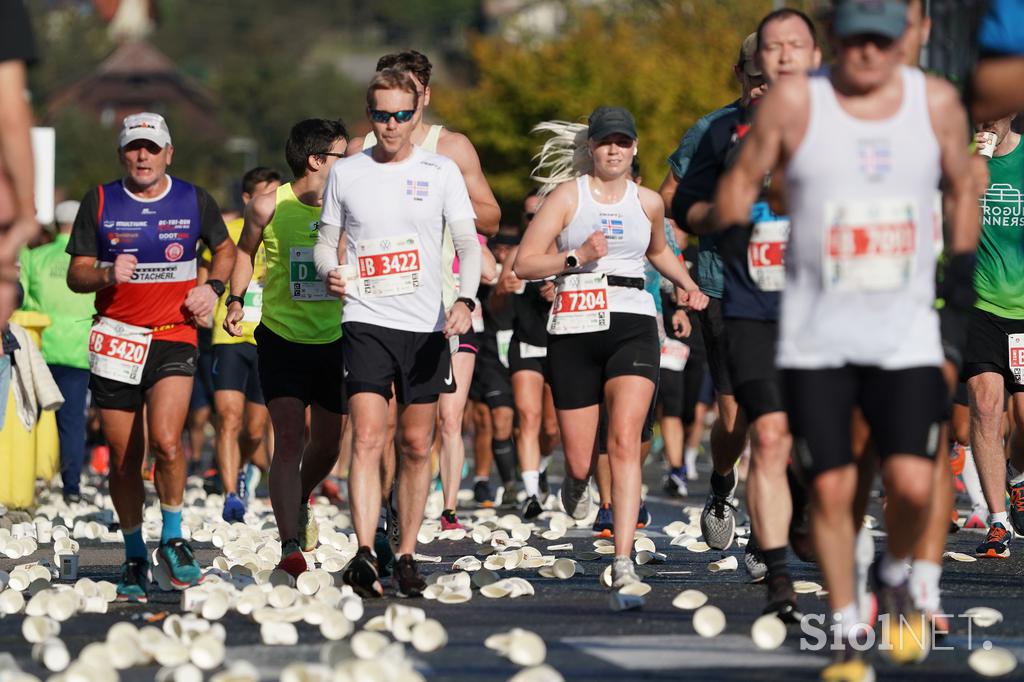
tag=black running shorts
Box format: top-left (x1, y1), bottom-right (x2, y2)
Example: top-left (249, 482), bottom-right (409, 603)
top-left (697, 297), bottom-right (733, 395)
top-left (962, 307), bottom-right (1024, 394)
top-left (724, 317), bottom-right (785, 422)
top-left (91, 340), bottom-right (197, 410)
top-left (255, 324), bottom-right (346, 414)
top-left (212, 342), bottom-right (265, 405)
top-left (342, 321), bottom-right (454, 405)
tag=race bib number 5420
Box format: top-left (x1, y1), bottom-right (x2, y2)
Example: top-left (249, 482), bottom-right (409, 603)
top-left (88, 317), bottom-right (152, 385)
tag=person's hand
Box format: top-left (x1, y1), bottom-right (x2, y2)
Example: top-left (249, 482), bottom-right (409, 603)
top-left (327, 268), bottom-right (347, 297)
top-left (0, 214), bottom-right (39, 264)
top-left (223, 304), bottom-right (244, 337)
top-left (444, 300), bottom-right (472, 337)
top-left (112, 254), bottom-right (138, 284)
top-left (185, 282), bottom-right (218, 320)
top-left (539, 281), bottom-right (556, 302)
top-left (496, 267), bottom-right (523, 295)
top-left (577, 230), bottom-right (608, 265)
top-left (672, 309), bottom-right (692, 338)
top-left (680, 289), bottom-right (709, 311)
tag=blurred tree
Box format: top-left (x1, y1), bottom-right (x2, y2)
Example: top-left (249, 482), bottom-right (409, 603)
top-left (434, 0), bottom-right (777, 213)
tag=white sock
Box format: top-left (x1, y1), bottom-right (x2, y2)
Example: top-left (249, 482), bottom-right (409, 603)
top-left (522, 470), bottom-right (540, 498)
top-left (909, 560), bottom-right (942, 613)
top-left (878, 551), bottom-right (909, 587)
top-left (684, 447), bottom-right (698, 472)
top-left (833, 602), bottom-right (862, 641)
top-left (991, 510), bottom-right (1010, 529)
top-left (961, 448), bottom-right (989, 516)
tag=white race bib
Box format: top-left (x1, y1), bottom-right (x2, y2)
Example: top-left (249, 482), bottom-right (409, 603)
top-left (88, 317), bottom-right (152, 385)
top-left (497, 329), bottom-right (513, 368)
top-left (357, 233), bottom-right (421, 298)
top-left (747, 202), bottom-right (789, 292)
top-left (290, 247), bottom-right (330, 300)
top-left (519, 341), bottom-right (547, 359)
top-left (242, 282), bottom-right (263, 323)
top-left (660, 338), bottom-right (691, 372)
top-left (1010, 333), bottom-right (1024, 385)
top-left (547, 273), bottom-right (610, 335)
top-left (823, 198), bottom-right (918, 292)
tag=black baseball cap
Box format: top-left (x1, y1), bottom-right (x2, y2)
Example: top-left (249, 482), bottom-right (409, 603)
top-left (588, 106), bottom-right (638, 141)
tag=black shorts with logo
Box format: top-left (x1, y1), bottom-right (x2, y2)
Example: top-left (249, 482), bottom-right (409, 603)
top-left (90, 340), bottom-right (197, 410)
top-left (724, 317), bottom-right (785, 422)
top-left (212, 342), bottom-right (265, 405)
top-left (255, 324), bottom-right (346, 414)
top-left (547, 313), bottom-right (660, 410)
top-left (962, 307), bottom-right (1024, 394)
top-left (342, 321), bottom-right (454, 405)
top-left (698, 296), bottom-right (733, 395)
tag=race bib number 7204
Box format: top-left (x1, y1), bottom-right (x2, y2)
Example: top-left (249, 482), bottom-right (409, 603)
top-left (547, 273), bottom-right (610, 335)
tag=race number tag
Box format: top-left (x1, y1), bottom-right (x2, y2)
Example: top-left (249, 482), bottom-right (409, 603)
top-left (497, 329), bottom-right (513, 368)
top-left (88, 317), bottom-right (152, 385)
top-left (747, 202), bottom-right (789, 292)
top-left (242, 282), bottom-right (263, 323)
top-left (547, 273), bottom-right (610, 335)
top-left (290, 247), bottom-right (330, 301)
top-left (1010, 334), bottom-right (1024, 385)
top-left (660, 337), bottom-right (691, 372)
top-left (357, 234), bottom-right (421, 298)
top-left (823, 198), bottom-right (918, 292)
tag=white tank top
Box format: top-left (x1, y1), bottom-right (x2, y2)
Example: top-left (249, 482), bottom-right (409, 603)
top-left (555, 175), bottom-right (656, 316)
top-left (779, 67), bottom-right (942, 370)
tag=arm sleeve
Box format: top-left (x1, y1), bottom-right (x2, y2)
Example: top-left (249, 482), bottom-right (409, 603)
top-left (196, 188), bottom-right (229, 250)
top-left (441, 160), bottom-right (480, 300)
top-left (672, 116), bottom-right (730, 229)
top-left (315, 164), bottom-right (345, 280)
top-left (65, 188), bottom-right (100, 257)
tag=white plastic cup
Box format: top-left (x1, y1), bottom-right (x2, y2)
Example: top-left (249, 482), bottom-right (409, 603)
top-left (978, 131), bottom-right (997, 158)
top-left (58, 554), bottom-right (79, 580)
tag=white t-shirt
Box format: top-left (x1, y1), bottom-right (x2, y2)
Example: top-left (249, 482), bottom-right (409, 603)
top-left (320, 146), bottom-right (476, 333)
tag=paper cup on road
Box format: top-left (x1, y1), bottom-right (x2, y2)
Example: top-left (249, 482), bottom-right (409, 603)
top-left (619, 582), bottom-right (651, 597)
top-left (634, 537), bottom-right (656, 554)
top-left (793, 581), bottom-right (822, 594)
top-left (963, 606), bottom-right (1003, 628)
top-left (351, 630), bottom-right (389, 659)
top-left (0, 589), bottom-right (26, 614)
top-left (693, 605), bottom-right (726, 638)
top-left (411, 618), bottom-right (447, 653)
top-left (977, 131), bottom-right (998, 158)
top-left (33, 638), bottom-right (70, 672)
top-left (552, 558), bottom-right (577, 580)
top-left (751, 614), bottom-right (787, 650)
top-left (709, 556), bottom-right (738, 573)
top-left (201, 590), bottom-right (230, 621)
top-left (609, 591), bottom-right (644, 612)
top-left (968, 646), bottom-right (1018, 677)
top-left (673, 589), bottom-right (708, 610)
top-left (686, 541), bottom-right (710, 553)
top-left (320, 611), bottom-right (354, 641)
top-left (507, 629), bottom-right (547, 667)
top-left (508, 665), bottom-right (566, 682)
top-left (261, 621), bottom-right (298, 646)
top-left (154, 638), bottom-right (191, 667)
top-left (22, 615), bottom-right (60, 643)
top-left (339, 594), bottom-right (364, 622)
top-left (189, 633), bottom-right (226, 670)
top-left (156, 663), bottom-right (204, 682)
top-left (45, 591), bottom-right (77, 622)
top-left (58, 553), bottom-right (79, 580)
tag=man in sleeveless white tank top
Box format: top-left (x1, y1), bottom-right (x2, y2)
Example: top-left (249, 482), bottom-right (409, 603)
top-left (715, 1), bottom-right (978, 678)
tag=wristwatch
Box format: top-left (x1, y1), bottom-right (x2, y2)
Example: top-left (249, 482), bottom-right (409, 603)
top-left (226, 294), bottom-right (245, 308)
top-left (456, 297), bottom-right (477, 312)
top-left (206, 279), bottom-right (226, 297)
top-left (565, 249), bottom-right (579, 269)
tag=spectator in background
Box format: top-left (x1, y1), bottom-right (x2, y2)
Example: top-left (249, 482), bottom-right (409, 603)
top-left (19, 200), bottom-right (96, 502)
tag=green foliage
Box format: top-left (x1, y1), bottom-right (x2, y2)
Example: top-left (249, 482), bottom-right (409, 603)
top-left (434, 0), bottom-right (776, 213)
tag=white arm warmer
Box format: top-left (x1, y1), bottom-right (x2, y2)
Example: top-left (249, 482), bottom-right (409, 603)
top-left (450, 218), bottom-right (481, 301)
top-left (314, 222), bottom-right (342, 281)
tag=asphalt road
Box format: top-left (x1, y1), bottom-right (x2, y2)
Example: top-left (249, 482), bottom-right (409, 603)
top-left (2, 449), bottom-right (1023, 681)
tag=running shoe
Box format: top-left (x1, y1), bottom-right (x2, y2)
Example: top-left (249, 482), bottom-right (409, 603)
top-left (539, 469), bottom-right (550, 496)
top-left (744, 537), bottom-right (768, 582)
top-left (243, 463), bottom-right (262, 503)
top-left (373, 527), bottom-right (394, 578)
top-left (964, 510), bottom-right (987, 529)
top-left (394, 554), bottom-right (427, 598)
top-left (636, 501), bottom-right (652, 529)
top-left (298, 500), bottom-right (318, 552)
top-left (592, 503), bottom-right (613, 538)
top-left (874, 568), bottom-right (930, 664)
top-left (855, 527), bottom-right (877, 628)
top-left (202, 468), bottom-right (221, 494)
top-left (949, 443), bottom-right (967, 477)
top-left (499, 484), bottom-right (518, 509)
top-left (762, 573), bottom-right (802, 624)
top-left (560, 476), bottom-right (593, 521)
top-left (610, 556), bottom-right (640, 588)
top-left (473, 479), bottom-right (493, 507)
top-left (342, 546), bottom-right (384, 598)
top-left (156, 538), bottom-right (202, 589)
top-left (976, 521), bottom-right (1012, 558)
top-left (520, 495), bottom-right (543, 521)
top-left (663, 469), bottom-right (687, 498)
top-left (949, 508), bottom-right (960, 534)
top-left (222, 492), bottom-right (246, 523)
top-left (440, 510), bottom-right (465, 531)
top-left (1008, 472), bottom-right (1024, 536)
top-left (699, 491), bottom-right (736, 550)
top-left (277, 539), bottom-right (307, 578)
top-left (62, 492), bottom-right (82, 505)
top-left (115, 558), bottom-right (150, 603)
top-left (820, 646), bottom-right (875, 682)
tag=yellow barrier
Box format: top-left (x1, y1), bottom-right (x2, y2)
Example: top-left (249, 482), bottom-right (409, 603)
top-left (0, 310), bottom-right (59, 509)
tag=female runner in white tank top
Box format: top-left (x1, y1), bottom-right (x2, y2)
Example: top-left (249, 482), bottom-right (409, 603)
top-left (514, 106), bottom-right (708, 586)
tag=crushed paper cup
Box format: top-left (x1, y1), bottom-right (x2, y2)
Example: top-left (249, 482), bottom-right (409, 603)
top-left (609, 591), bottom-right (644, 611)
top-left (261, 622), bottom-right (298, 646)
top-left (751, 614), bottom-right (787, 650)
top-left (485, 632), bottom-right (512, 655)
top-left (156, 663), bottom-right (204, 682)
top-left (634, 537), bottom-right (656, 554)
top-left (552, 558), bottom-right (577, 580)
top-left (546, 543), bottom-right (573, 552)
top-left (200, 591), bottom-right (230, 620)
top-left (963, 606), bottom-right (1003, 628)
top-left (320, 611), bottom-right (354, 641)
top-left (189, 633), bottom-right (226, 670)
top-left (268, 584), bottom-right (297, 608)
top-left (600, 565), bottom-right (613, 588)
top-left (709, 556), bottom-right (738, 573)
top-left (32, 638), bottom-right (70, 672)
top-left (280, 663), bottom-right (333, 682)
top-left (540, 529), bottom-right (565, 541)
top-left (693, 605), bottom-right (726, 638)
top-left (793, 581), bottom-right (822, 594)
top-left (351, 630), bottom-right (389, 660)
top-left (453, 556), bottom-right (482, 572)
top-left (507, 629), bottom-right (547, 667)
top-left (508, 665), bottom-right (566, 682)
top-left (438, 587), bottom-right (472, 604)
top-left (363, 615), bottom-right (388, 632)
top-left (153, 639), bottom-right (191, 667)
top-left (481, 582), bottom-right (512, 599)
top-left (943, 551), bottom-right (977, 563)
top-left (968, 646), bottom-right (1017, 677)
top-left (663, 521), bottom-right (688, 538)
top-left (339, 594), bottom-right (364, 622)
top-left (635, 551), bottom-right (667, 565)
top-left (686, 541), bottom-right (710, 553)
top-left (435, 572), bottom-right (471, 592)
top-left (22, 615), bottom-right (60, 643)
top-left (411, 619), bottom-right (447, 653)
top-left (0, 589), bottom-right (26, 614)
top-left (576, 551), bottom-right (602, 561)
top-left (619, 582), bottom-right (651, 597)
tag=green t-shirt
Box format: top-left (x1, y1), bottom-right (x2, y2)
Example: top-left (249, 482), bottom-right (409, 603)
top-left (18, 233), bottom-right (96, 368)
top-left (976, 138), bottom-right (1024, 319)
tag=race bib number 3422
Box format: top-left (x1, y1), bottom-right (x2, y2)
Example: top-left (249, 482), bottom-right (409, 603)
top-left (357, 234), bottom-right (421, 298)
top-left (823, 198), bottom-right (918, 293)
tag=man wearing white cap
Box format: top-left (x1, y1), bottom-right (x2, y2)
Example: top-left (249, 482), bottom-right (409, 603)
top-left (66, 112), bottom-right (236, 602)
top-left (19, 200), bottom-right (95, 503)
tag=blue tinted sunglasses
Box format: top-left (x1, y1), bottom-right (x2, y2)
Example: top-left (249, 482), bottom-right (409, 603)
top-left (369, 109), bottom-right (415, 124)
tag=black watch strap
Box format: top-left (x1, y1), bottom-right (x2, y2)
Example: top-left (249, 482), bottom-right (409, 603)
top-left (206, 279), bottom-right (226, 297)
top-left (456, 296), bottom-right (476, 312)
top-left (226, 294), bottom-right (245, 307)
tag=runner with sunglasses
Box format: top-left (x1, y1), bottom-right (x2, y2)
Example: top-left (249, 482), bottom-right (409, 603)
top-left (317, 68), bottom-right (481, 597)
top-left (515, 107), bottom-right (707, 586)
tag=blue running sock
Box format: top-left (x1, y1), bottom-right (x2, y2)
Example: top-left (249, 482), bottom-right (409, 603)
top-left (160, 504), bottom-right (183, 544)
top-left (123, 525), bottom-right (147, 560)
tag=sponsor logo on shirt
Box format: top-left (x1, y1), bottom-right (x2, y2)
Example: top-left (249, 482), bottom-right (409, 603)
top-left (158, 218), bottom-right (192, 230)
top-left (981, 183), bottom-right (1024, 228)
top-left (309, 220), bottom-right (320, 232)
top-left (130, 264), bottom-right (182, 282)
top-left (107, 231), bottom-right (140, 245)
top-left (857, 139), bottom-right (892, 181)
top-left (165, 243), bottom-right (185, 262)
top-left (103, 220), bottom-right (116, 228)
top-left (158, 232), bottom-right (188, 241)
top-left (406, 179), bottom-right (430, 201)
top-left (142, 208), bottom-right (157, 215)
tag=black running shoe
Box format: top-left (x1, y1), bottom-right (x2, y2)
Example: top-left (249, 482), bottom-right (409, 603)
top-left (373, 529), bottom-right (394, 578)
top-left (520, 494), bottom-right (542, 520)
top-left (763, 573), bottom-right (802, 624)
top-left (538, 469), bottom-right (549, 496)
top-left (473, 479), bottom-right (493, 507)
top-left (115, 558), bottom-right (150, 603)
top-left (342, 546), bottom-right (384, 598)
top-left (394, 554), bottom-right (427, 598)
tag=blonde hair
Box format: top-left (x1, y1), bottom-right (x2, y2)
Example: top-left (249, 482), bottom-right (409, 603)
top-left (529, 121), bottom-right (592, 196)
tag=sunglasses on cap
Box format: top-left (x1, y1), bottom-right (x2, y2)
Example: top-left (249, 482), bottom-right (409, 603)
top-left (369, 109), bottom-right (416, 124)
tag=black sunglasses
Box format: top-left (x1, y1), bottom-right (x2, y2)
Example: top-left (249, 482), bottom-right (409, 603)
top-left (316, 152), bottom-right (345, 158)
top-left (369, 109), bottom-right (416, 124)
